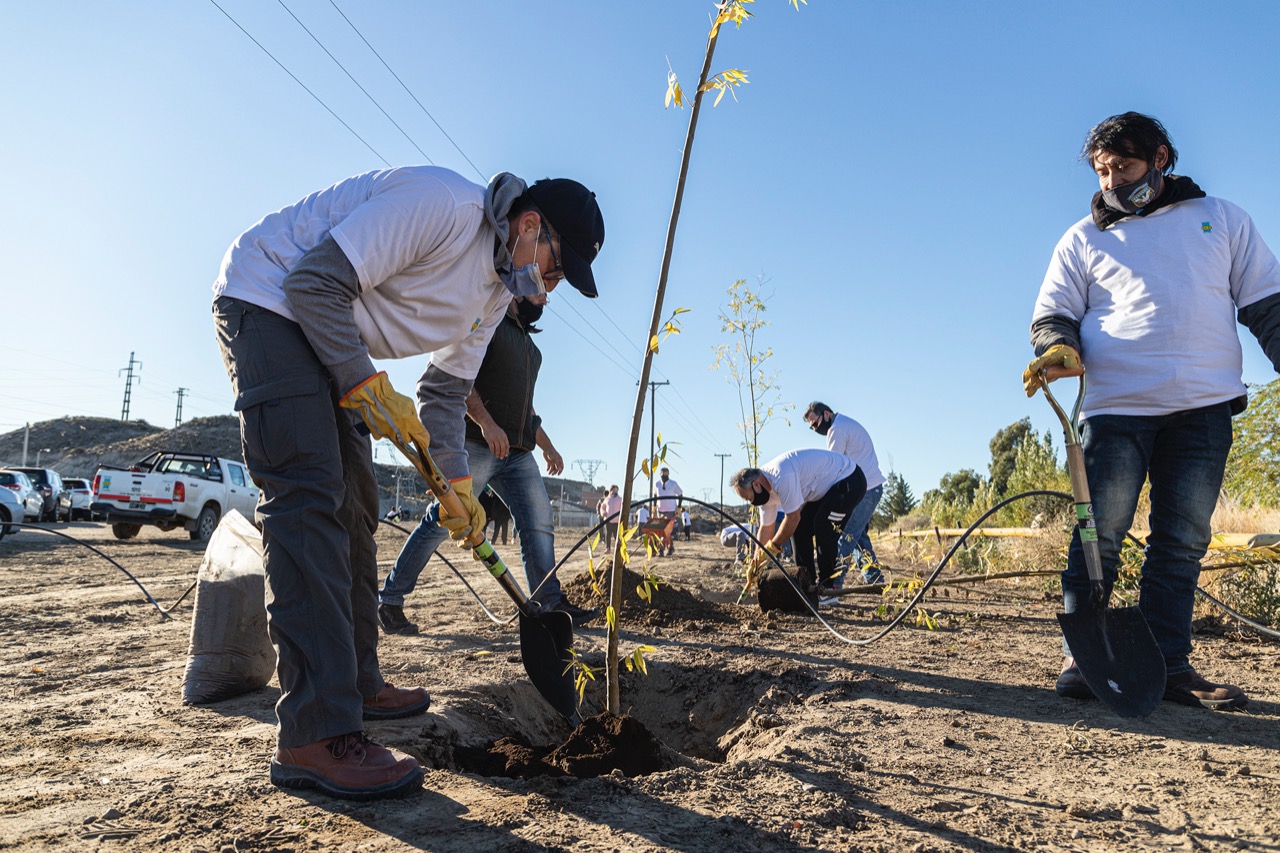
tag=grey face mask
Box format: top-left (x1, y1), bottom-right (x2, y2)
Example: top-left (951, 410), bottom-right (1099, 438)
top-left (1101, 165), bottom-right (1164, 214)
top-left (500, 233), bottom-right (549, 300)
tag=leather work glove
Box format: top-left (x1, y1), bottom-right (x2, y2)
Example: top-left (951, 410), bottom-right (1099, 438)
top-left (438, 477), bottom-right (487, 545)
top-left (745, 542), bottom-right (783, 587)
top-left (339, 372), bottom-right (431, 452)
top-left (1022, 345), bottom-right (1081, 397)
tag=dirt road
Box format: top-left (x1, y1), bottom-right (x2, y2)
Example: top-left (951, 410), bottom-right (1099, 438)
top-left (1, 521), bottom-right (1276, 851)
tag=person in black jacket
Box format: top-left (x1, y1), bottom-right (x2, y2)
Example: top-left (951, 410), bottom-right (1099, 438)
top-left (378, 298), bottom-right (600, 632)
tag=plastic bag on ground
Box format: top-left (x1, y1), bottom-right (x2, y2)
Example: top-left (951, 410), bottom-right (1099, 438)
top-left (181, 509), bottom-right (275, 704)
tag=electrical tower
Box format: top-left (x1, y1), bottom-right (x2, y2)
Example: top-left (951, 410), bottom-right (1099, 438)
top-left (573, 459), bottom-right (604, 486)
top-left (119, 352), bottom-right (142, 421)
top-left (174, 387), bottom-right (189, 428)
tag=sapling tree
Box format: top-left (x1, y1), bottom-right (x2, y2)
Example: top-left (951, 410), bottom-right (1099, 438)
top-left (604, 0), bottom-right (805, 716)
top-left (711, 276), bottom-right (793, 469)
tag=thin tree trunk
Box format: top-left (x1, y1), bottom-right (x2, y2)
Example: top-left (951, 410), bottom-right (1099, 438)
top-left (606, 24), bottom-right (723, 715)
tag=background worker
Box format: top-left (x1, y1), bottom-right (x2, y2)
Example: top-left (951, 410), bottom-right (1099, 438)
top-left (212, 165), bottom-right (604, 799)
top-left (654, 467), bottom-right (683, 555)
top-left (1028, 111), bottom-right (1280, 710)
top-left (598, 484), bottom-right (622, 549)
top-left (803, 402), bottom-right (887, 585)
top-left (379, 298), bottom-right (600, 632)
top-left (681, 507), bottom-right (692, 541)
top-left (731, 449), bottom-right (866, 595)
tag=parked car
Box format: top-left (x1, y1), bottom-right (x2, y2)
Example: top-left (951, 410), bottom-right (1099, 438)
top-left (63, 477), bottom-right (95, 520)
top-left (0, 470), bottom-right (45, 521)
top-left (0, 485), bottom-right (22, 538)
top-left (12, 467), bottom-right (71, 522)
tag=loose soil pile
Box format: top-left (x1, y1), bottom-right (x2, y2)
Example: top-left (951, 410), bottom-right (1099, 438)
top-left (2, 522), bottom-right (1278, 852)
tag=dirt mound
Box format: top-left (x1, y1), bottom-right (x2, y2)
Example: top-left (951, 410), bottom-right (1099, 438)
top-left (562, 562), bottom-right (740, 627)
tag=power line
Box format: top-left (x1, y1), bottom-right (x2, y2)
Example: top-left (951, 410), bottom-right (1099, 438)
top-left (276, 0), bottom-right (435, 165)
top-left (208, 0), bottom-right (390, 166)
top-left (328, 0), bottom-right (487, 181)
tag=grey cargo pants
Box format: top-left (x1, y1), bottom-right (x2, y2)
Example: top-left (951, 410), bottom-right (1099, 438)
top-left (214, 295), bottom-right (385, 748)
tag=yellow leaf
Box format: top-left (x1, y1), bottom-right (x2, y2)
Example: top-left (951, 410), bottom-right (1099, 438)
top-left (472, 650), bottom-right (492, 657)
top-left (636, 583), bottom-right (651, 603)
top-left (640, 458), bottom-right (651, 477)
top-left (606, 605), bottom-right (617, 631)
top-left (635, 651), bottom-right (648, 676)
top-left (673, 307), bottom-right (691, 316)
top-left (714, 87), bottom-right (727, 107)
top-left (649, 334), bottom-right (660, 353)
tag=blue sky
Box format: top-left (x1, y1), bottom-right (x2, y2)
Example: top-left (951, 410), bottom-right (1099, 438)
top-left (3, 1), bottom-right (1280, 505)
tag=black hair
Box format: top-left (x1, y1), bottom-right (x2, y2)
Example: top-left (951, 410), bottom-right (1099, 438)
top-left (1080, 111), bottom-right (1178, 174)
top-left (730, 467), bottom-right (762, 489)
top-left (804, 401), bottom-right (833, 420)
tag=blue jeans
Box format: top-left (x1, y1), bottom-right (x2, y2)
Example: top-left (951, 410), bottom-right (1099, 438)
top-left (1062, 403), bottom-right (1233, 675)
top-left (835, 484), bottom-right (883, 584)
top-left (381, 440), bottom-right (563, 608)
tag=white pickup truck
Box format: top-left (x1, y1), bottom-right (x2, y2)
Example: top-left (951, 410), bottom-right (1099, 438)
top-left (92, 451), bottom-right (260, 541)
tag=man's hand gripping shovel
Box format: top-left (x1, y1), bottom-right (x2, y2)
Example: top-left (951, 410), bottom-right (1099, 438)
top-left (1033, 359), bottom-right (1166, 717)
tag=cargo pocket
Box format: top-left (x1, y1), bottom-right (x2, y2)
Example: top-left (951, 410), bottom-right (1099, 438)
top-left (236, 372), bottom-right (334, 473)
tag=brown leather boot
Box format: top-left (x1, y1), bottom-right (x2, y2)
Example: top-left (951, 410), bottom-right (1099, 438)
top-left (270, 732), bottom-right (422, 800)
top-left (362, 683), bottom-right (431, 720)
top-left (1055, 657), bottom-right (1095, 700)
top-left (1164, 668), bottom-right (1249, 710)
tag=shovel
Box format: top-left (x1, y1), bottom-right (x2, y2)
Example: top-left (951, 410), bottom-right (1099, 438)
top-left (1039, 367), bottom-right (1166, 717)
top-left (390, 436), bottom-right (579, 725)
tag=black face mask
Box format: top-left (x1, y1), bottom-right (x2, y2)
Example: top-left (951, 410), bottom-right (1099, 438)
top-left (515, 299), bottom-right (544, 327)
top-left (750, 487), bottom-right (771, 506)
top-left (1101, 165), bottom-right (1164, 214)
top-left (812, 415), bottom-right (832, 436)
top-left (660, 475), bottom-right (669, 482)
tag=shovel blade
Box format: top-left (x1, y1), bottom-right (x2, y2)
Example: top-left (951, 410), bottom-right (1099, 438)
top-left (1057, 605), bottom-right (1166, 717)
top-left (518, 609), bottom-right (578, 723)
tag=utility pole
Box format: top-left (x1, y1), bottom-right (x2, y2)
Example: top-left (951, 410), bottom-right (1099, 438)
top-left (22, 423), bottom-right (29, 466)
top-left (119, 352), bottom-right (142, 421)
top-left (174, 387), bottom-right (189, 428)
top-left (715, 452), bottom-right (733, 509)
top-left (638, 380), bottom-right (670, 498)
top-left (573, 459), bottom-right (604, 486)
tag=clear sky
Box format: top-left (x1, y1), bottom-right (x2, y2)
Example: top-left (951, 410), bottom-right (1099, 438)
top-left (3, 1), bottom-right (1280, 506)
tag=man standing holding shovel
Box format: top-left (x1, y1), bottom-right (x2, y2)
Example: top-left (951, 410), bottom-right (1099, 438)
top-left (1027, 111), bottom-right (1280, 710)
top-left (212, 166), bottom-right (605, 798)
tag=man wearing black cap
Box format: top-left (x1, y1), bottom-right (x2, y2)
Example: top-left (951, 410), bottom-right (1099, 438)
top-left (211, 166), bottom-right (604, 799)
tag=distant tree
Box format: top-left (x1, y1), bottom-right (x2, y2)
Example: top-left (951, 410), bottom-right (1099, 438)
top-left (872, 470), bottom-right (917, 530)
top-left (988, 418), bottom-right (1034, 496)
top-left (921, 468), bottom-right (986, 527)
top-left (1224, 379), bottom-right (1280, 506)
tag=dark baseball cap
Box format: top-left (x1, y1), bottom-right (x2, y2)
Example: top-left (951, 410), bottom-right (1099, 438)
top-left (526, 178), bottom-right (605, 298)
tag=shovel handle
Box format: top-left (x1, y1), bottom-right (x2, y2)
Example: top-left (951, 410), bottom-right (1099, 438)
top-left (1039, 371), bottom-right (1106, 588)
top-left (394, 438), bottom-right (537, 614)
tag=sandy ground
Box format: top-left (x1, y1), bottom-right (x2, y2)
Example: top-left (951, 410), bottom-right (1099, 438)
top-left (1, 520), bottom-right (1278, 852)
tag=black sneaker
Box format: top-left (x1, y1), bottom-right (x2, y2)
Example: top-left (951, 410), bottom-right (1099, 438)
top-left (551, 600), bottom-right (600, 627)
top-left (1164, 668), bottom-right (1248, 710)
top-left (377, 603), bottom-right (418, 635)
top-left (1055, 657), bottom-right (1095, 700)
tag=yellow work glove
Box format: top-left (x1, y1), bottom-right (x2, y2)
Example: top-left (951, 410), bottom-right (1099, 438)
top-left (745, 542), bottom-right (783, 587)
top-left (1022, 345), bottom-right (1081, 397)
top-left (438, 477), bottom-right (487, 545)
top-left (339, 372), bottom-right (431, 451)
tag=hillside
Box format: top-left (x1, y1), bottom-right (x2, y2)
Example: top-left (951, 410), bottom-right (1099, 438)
top-left (0, 416), bottom-right (596, 514)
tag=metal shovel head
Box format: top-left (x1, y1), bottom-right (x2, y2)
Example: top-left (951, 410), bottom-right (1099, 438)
top-left (517, 608), bottom-right (578, 722)
top-left (1056, 605), bottom-right (1166, 717)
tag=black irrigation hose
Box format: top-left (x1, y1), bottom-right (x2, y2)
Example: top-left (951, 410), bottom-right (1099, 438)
top-left (378, 518), bottom-right (513, 625)
top-left (0, 522), bottom-right (171, 620)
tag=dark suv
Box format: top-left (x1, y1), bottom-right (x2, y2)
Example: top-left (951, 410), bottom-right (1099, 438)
top-left (13, 467), bottom-right (71, 522)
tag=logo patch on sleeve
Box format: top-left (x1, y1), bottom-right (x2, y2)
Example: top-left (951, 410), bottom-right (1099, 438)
top-left (1202, 222), bottom-right (1213, 233)
top-left (470, 316), bottom-right (482, 332)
